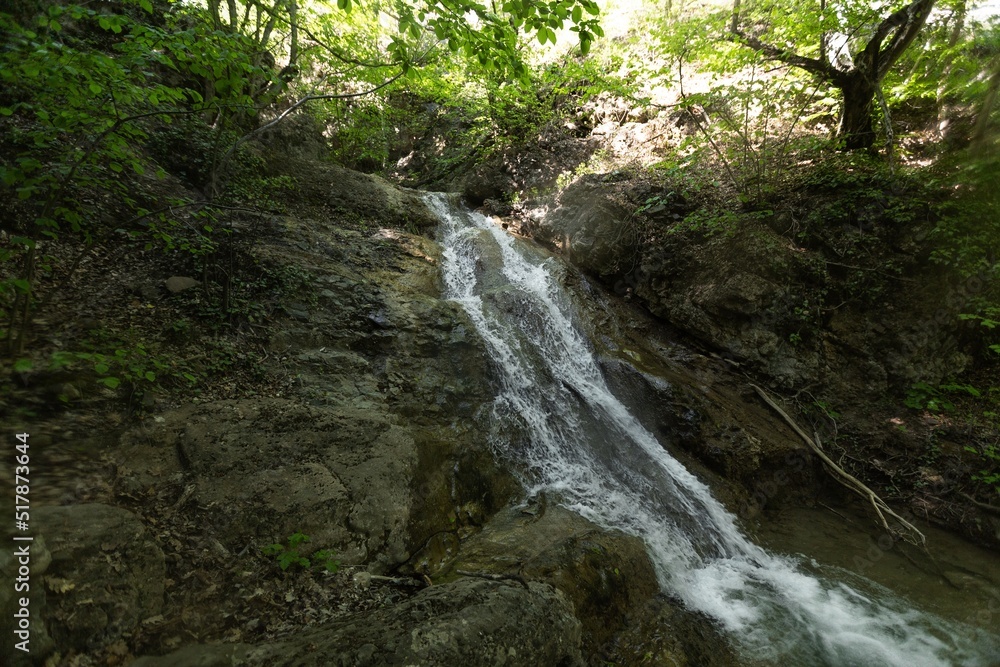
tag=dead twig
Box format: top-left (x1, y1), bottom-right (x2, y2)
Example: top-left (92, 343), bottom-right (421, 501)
top-left (959, 492), bottom-right (1000, 515)
top-left (455, 569), bottom-right (530, 589)
top-left (751, 383), bottom-right (926, 546)
top-left (368, 574), bottom-right (428, 588)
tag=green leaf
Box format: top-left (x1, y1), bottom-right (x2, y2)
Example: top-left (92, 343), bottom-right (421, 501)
top-left (110, 162), bottom-right (123, 173)
top-left (10, 236), bottom-right (36, 249)
top-left (144, 370), bottom-right (155, 382)
top-left (99, 377), bottom-right (121, 389)
top-left (89, 82), bottom-right (102, 94)
top-left (13, 359), bottom-right (33, 373)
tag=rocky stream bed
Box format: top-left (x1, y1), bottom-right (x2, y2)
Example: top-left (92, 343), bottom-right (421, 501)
top-left (2, 152), bottom-right (998, 666)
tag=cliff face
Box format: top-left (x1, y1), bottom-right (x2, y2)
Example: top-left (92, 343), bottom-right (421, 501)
top-left (1, 152), bottom-right (741, 666)
top-left (4, 119), bottom-right (997, 665)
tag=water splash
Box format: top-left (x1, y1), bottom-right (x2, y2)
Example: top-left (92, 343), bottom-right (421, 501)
top-left (427, 192), bottom-right (1000, 666)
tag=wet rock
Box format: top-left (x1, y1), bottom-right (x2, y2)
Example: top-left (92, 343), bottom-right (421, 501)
top-left (265, 155), bottom-right (439, 231)
top-left (456, 126), bottom-right (599, 206)
top-left (531, 180), bottom-right (638, 278)
top-left (603, 595), bottom-right (741, 667)
top-left (282, 305), bottom-right (310, 321)
top-left (118, 399), bottom-right (417, 568)
top-left (116, 218), bottom-right (518, 576)
top-left (450, 506), bottom-right (659, 657)
top-left (132, 578), bottom-right (584, 667)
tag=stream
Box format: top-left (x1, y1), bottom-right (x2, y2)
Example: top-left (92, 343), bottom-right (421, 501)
top-left (427, 192), bottom-right (1000, 666)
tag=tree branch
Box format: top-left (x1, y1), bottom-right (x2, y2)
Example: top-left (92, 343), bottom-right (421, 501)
top-left (751, 383), bottom-right (926, 546)
top-left (862, 0), bottom-right (936, 79)
top-left (215, 72), bottom-right (405, 187)
top-left (730, 26), bottom-right (834, 79)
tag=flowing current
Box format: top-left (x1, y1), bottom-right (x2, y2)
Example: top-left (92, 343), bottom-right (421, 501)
top-left (428, 193), bottom-right (1000, 666)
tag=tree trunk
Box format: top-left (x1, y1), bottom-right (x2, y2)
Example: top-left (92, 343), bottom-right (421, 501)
top-left (971, 60), bottom-right (1000, 151)
top-left (287, 0), bottom-right (299, 69)
top-left (937, 0), bottom-right (967, 137)
top-left (838, 76), bottom-right (878, 149)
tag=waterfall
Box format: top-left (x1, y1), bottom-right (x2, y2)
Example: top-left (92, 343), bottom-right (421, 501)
top-left (427, 192), bottom-right (1000, 666)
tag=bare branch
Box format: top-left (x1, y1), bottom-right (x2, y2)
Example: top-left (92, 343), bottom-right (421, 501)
top-left (216, 72), bottom-right (405, 181)
top-left (860, 0), bottom-right (936, 79)
top-left (729, 22), bottom-right (834, 80)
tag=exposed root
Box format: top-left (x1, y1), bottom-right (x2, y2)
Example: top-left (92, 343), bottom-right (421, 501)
top-left (959, 492), bottom-right (1000, 516)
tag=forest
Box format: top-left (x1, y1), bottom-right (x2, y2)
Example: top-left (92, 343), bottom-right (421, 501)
top-left (2, 0), bottom-right (1000, 665)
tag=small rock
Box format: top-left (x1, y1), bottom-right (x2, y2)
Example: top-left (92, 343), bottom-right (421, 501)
top-left (283, 305), bottom-right (310, 321)
top-left (164, 276), bottom-right (200, 293)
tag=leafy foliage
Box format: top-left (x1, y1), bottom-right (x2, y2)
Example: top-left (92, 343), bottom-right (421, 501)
top-left (965, 443), bottom-right (1000, 496)
top-left (263, 533), bottom-right (339, 572)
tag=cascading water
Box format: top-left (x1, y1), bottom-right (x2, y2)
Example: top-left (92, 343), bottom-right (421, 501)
top-left (427, 192), bottom-right (1000, 666)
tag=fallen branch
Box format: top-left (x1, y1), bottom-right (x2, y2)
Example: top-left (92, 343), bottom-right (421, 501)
top-left (368, 574), bottom-right (428, 588)
top-left (959, 492), bottom-right (1000, 516)
top-left (217, 71), bottom-right (404, 176)
top-left (455, 569), bottom-right (530, 589)
top-left (750, 383), bottom-right (926, 546)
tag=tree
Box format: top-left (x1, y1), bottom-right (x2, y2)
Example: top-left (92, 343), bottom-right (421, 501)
top-left (731, 0), bottom-right (936, 149)
top-left (0, 0), bottom-right (605, 356)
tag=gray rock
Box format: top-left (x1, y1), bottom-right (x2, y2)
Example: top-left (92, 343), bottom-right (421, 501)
top-left (164, 276), bottom-right (201, 293)
top-left (0, 535), bottom-right (54, 665)
top-left (451, 506), bottom-right (659, 657)
top-left (132, 579), bottom-right (584, 667)
top-left (32, 505), bottom-right (164, 656)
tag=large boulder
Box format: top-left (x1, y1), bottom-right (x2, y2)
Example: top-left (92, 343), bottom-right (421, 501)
top-left (131, 578), bottom-right (584, 667)
top-left (449, 506), bottom-right (660, 657)
top-left (115, 223), bottom-right (518, 573)
top-left (530, 178), bottom-right (639, 279)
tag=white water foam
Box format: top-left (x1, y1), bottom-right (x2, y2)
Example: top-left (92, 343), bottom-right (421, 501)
top-left (427, 192), bottom-right (1000, 666)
